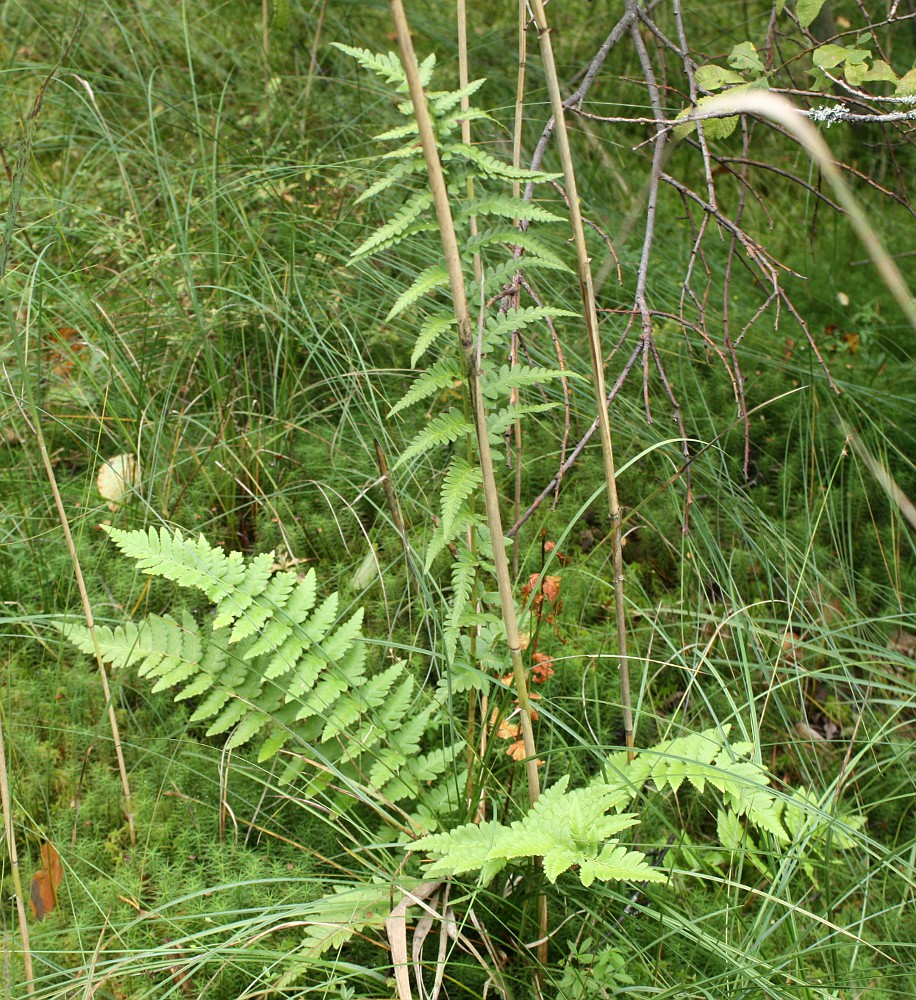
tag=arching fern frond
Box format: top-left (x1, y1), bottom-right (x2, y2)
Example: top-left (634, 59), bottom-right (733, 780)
top-left (411, 312), bottom-right (457, 366)
top-left (440, 457), bottom-right (483, 540)
top-left (389, 358), bottom-right (461, 418)
top-left (393, 409), bottom-right (472, 469)
top-left (351, 191), bottom-right (435, 261)
top-left (456, 195), bottom-right (565, 225)
top-left (387, 263), bottom-right (450, 321)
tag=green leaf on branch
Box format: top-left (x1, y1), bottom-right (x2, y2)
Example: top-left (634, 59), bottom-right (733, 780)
top-left (812, 44), bottom-right (849, 71)
top-left (896, 68), bottom-right (916, 97)
top-left (862, 60), bottom-right (899, 85)
top-left (728, 42), bottom-right (764, 75)
top-left (695, 65), bottom-right (745, 91)
top-left (796, 0), bottom-right (827, 28)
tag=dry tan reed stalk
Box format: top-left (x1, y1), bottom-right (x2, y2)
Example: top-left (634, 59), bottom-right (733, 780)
top-left (386, 0), bottom-right (541, 806)
top-left (526, 0), bottom-right (634, 753)
top-left (0, 708), bottom-right (34, 994)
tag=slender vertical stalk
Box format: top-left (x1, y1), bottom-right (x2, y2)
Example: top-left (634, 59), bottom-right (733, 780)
top-left (387, 0), bottom-right (540, 805)
top-left (455, 0), bottom-right (485, 811)
top-left (510, 0), bottom-right (529, 578)
top-left (0, 708), bottom-right (34, 994)
top-left (526, 0), bottom-right (634, 752)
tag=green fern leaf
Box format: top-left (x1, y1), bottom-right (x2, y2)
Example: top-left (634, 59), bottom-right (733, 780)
top-left (429, 79), bottom-right (486, 115)
top-left (480, 363), bottom-right (579, 401)
top-left (580, 844), bottom-right (667, 888)
top-left (103, 526), bottom-right (247, 603)
top-left (225, 711), bottom-right (271, 750)
top-left (457, 195), bottom-right (564, 225)
top-left (487, 402), bottom-right (558, 441)
top-left (387, 263), bottom-right (449, 320)
top-left (212, 550), bottom-right (274, 632)
top-left (464, 227), bottom-right (571, 271)
top-left (415, 820), bottom-right (506, 879)
top-left (351, 191), bottom-right (434, 261)
top-left (424, 509), bottom-right (481, 572)
top-left (389, 359), bottom-right (461, 418)
top-left (190, 687), bottom-right (233, 724)
top-left (437, 106), bottom-right (494, 134)
top-left (257, 728), bottom-right (291, 762)
top-left (440, 457), bottom-right (482, 540)
top-left (332, 44), bottom-right (416, 90)
top-left (373, 121), bottom-right (420, 142)
top-left (393, 409), bottom-right (472, 469)
top-left (483, 306), bottom-right (578, 343)
top-left (445, 143), bottom-right (561, 182)
top-left (354, 160), bottom-right (427, 205)
top-left (411, 312), bottom-right (457, 366)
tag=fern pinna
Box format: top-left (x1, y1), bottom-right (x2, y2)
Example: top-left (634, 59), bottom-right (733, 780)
top-left (54, 525), bottom-right (459, 814)
top-left (337, 44), bottom-right (581, 661)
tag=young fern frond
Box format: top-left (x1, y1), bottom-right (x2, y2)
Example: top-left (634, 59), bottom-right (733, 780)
top-left (415, 776), bottom-right (664, 887)
top-left (333, 43), bottom-right (434, 90)
top-left (387, 263), bottom-right (450, 321)
top-left (456, 194), bottom-right (565, 225)
top-left (392, 409), bottom-right (472, 469)
top-left (388, 358), bottom-right (461, 418)
top-left (415, 727), bottom-right (865, 887)
top-left (440, 457), bottom-right (483, 539)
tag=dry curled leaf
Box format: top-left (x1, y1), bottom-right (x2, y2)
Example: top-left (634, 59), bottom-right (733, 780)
top-left (30, 842), bottom-right (63, 921)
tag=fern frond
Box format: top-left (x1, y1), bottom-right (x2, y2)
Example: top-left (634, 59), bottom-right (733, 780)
top-left (104, 526), bottom-right (245, 602)
top-left (351, 191), bottom-right (434, 261)
top-left (424, 509), bottom-right (483, 572)
top-left (332, 44), bottom-right (409, 88)
top-left (444, 548), bottom-right (478, 661)
top-left (483, 306), bottom-right (579, 343)
top-left (354, 159), bottom-right (427, 205)
top-left (415, 777), bottom-right (664, 887)
top-left (440, 457), bottom-right (483, 539)
top-left (437, 106), bottom-right (495, 134)
top-left (333, 44), bottom-right (434, 91)
top-left (373, 121), bottom-right (420, 142)
top-left (487, 402), bottom-right (559, 441)
top-left (457, 195), bottom-right (564, 225)
top-left (445, 143), bottom-right (561, 182)
top-left (393, 409), bottom-right (472, 469)
top-left (464, 227), bottom-right (570, 270)
top-left (389, 359), bottom-right (461, 418)
top-left (411, 312), bottom-right (457, 367)
top-left (429, 79), bottom-right (486, 115)
top-left (480, 363), bottom-right (579, 402)
top-left (387, 263), bottom-right (449, 321)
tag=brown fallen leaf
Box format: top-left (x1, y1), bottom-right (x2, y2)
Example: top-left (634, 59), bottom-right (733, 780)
top-left (30, 841), bottom-right (63, 921)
